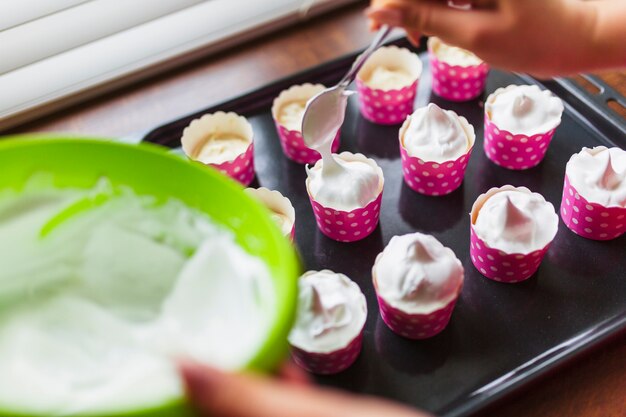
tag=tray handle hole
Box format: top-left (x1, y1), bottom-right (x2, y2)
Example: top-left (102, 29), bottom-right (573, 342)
top-left (573, 75), bottom-right (602, 95)
top-left (607, 98), bottom-right (626, 119)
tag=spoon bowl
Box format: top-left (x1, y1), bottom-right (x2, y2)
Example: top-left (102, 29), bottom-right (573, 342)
top-left (301, 25), bottom-right (392, 153)
top-left (301, 86), bottom-right (353, 151)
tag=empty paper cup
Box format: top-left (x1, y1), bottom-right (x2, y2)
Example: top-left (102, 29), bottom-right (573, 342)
top-left (244, 187), bottom-right (296, 240)
top-left (181, 111), bottom-right (255, 185)
top-left (428, 37), bottom-right (489, 102)
top-left (271, 84), bottom-right (340, 164)
top-left (356, 46), bottom-right (422, 125)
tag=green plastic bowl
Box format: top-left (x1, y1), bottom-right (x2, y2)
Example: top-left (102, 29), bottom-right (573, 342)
top-left (0, 136), bottom-right (300, 417)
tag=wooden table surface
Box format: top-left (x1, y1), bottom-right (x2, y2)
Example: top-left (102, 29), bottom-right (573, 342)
top-left (8, 3), bottom-right (626, 417)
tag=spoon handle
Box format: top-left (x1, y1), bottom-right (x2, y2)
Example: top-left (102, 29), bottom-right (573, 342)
top-left (337, 25), bottom-right (392, 88)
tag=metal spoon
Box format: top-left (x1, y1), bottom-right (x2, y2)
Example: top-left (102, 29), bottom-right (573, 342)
top-left (301, 25), bottom-right (392, 153)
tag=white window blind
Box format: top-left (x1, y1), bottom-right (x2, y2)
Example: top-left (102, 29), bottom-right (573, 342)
top-left (0, 0), bottom-right (89, 30)
top-left (0, 0), bottom-right (206, 74)
top-left (0, 0), bottom-right (358, 131)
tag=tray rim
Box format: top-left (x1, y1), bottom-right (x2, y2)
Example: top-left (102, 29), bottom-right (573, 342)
top-left (141, 36), bottom-right (625, 150)
top-left (138, 37), bottom-right (626, 417)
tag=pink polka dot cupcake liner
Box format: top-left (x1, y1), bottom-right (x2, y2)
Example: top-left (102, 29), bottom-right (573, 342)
top-left (244, 187), bottom-right (296, 241)
top-left (211, 143), bottom-right (255, 186)
top-left (309, 193), bottom-right (383, 243)
top-left (483, 114), bottom-right (557, 171)
top-left (355, 45), bottom-right (422, 125)
top-left (290, 331), bottom-right (363, 375)
top-left (560, 175), bottom-right (626, 241)
top-left (181, 111), bottom-right (255, 186)
top-left (469, 226), bottom-right (549, 283)
top-left (398, 112), bottom-right (475, 196)
top-left (428, 38), bottom-right (489, 102)
top-left (272, 83), bottom-right (341, 164)
top-left (469, 186), bottom-right (553, 283)
top-left (306, 152), bottom-right (384, 242)
top-left (399, 147), bottom-right (472, 196)
top-left (373, 280), bottom-right (457, 339)
top-left (356, 79), bottom-right (418, 125)
top-left (275, 125), bottom-right (340, 164)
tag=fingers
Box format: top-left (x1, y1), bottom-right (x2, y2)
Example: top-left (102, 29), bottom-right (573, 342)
top-left (180, 361), bottom-right (433, 417)
top-left (365, 4), bottom-right (419, 45)
top-left (406, 30), bottom-right (422, 47)
top-left (366, 1), bottom-right (497, 50)
top-left (366, 6), bottom-right (404, 28)
top-left (276, 361), bottom-right (311, 385)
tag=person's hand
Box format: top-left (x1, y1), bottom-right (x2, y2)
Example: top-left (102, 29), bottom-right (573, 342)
top-left (366, 0), bottom-right (626, 77)
top-left (180, 361), bottom-right (433, 417)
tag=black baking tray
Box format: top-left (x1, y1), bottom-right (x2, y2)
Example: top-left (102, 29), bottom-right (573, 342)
top-left (140, 38), bottom-right (626, 417)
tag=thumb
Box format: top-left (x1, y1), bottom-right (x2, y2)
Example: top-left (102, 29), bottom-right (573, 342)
top-left (180, 361), bottom-right (433, 417)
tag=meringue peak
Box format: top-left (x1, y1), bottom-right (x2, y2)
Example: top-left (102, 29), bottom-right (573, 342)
top-left (407, 239), bottom-right (435, 263)
top-left (373, 233), bottom-right (464, 314)
top-left (427, 103), bottom-right (447, 120)
top-left (501, 196), bottom-right (533, 242)
top-left (307, 281), bottom-right (351, 337)
top-left (598, 154), bottom-right (623, 190)
top-left (306, 154), bottom-right (381, 211)
top-left (487, 85), bottom-right (563, 136)
top-left (474, 189), bottom-right (559, 254)
top-left (566, 146), bottom-right (626, 208)
top-left (311, 284), bottom-right (324, 314)
top-left (512, 94), bottom-right (533, 117)
top-left (399, 264), bottom-right (428, 300)
top-left (288, 271), bottom-right (367, 352)
top-left (403, 104), bottom-right (470, 162)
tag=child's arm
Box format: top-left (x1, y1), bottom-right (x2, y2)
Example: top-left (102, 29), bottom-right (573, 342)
top-left (367, 0), bottom-right (626, 77)
top-left (180, 362), bottom-right (433, 417)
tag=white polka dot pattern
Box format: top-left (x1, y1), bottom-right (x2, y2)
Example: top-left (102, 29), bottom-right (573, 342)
top-left (210, 143), bottom-right (255, 186)
top-left (428, 52), bottom-right (489, 102)
top-left (309, 192), bottom-right (383, 242)
top-left (356, 79), bottom-right (418, 125)
top-left (290, 331), bottom-right (363, 375)
top-left (400, 141), bottom-right (472, 196)
top-left (376, 293), bottom-right (457, 339)
top-left (560, 175), bottom-right (626, 241)
top-left (274, 123), bottom-right (340, 164)
top-left (483, 114), bottom-right (557, 170)
top-left (470, 226), bottom-right (550, 283)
